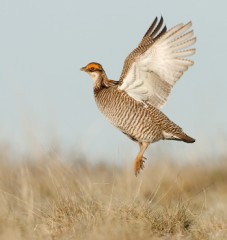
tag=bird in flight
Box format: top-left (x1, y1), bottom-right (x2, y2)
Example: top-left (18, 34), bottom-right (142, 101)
top-left (81, 17), bottom-right (196, 176)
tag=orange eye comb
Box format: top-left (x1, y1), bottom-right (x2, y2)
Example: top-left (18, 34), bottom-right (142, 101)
top-left (87, 63), bottom-right (102, 71)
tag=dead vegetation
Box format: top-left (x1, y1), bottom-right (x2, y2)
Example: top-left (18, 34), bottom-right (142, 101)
top-left (0, 147), bottom-right (227, 239)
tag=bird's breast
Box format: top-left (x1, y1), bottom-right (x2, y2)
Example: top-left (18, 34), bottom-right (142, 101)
top-left (94, 87), bottom-right (162, 142)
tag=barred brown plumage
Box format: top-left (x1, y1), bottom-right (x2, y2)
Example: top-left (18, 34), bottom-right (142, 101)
top-left (80, 16), bottom-right (196, 176)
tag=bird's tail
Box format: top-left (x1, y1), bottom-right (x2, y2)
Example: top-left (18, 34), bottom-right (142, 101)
top-left (174, 133), bottom-right (195, 143)
top-left (163, 131), bottom-right (195, 143)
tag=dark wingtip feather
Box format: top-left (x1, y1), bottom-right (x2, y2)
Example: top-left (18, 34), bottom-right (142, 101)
top-left (151, 16), bottom-right (164, 38)
top-left (143, 17), bottom-right (158, 38)
top-left (153, 25), bottom-right (167, 41)
top-left (143, 16), bottom-right (167, 42)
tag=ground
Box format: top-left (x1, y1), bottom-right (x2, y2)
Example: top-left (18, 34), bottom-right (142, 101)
top-left (0, 147), bottom-right (227, 239)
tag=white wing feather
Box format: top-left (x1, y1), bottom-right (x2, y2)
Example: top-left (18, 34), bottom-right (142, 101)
top-left (119, 21), bottom-right (196, 109)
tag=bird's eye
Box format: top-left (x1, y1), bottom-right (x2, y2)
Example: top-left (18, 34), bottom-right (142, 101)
top-left (90, 67), bottom-right (95, 71)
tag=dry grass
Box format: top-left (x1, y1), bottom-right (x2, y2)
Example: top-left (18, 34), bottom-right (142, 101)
top-left (0, 147), bottom-right (227, 239)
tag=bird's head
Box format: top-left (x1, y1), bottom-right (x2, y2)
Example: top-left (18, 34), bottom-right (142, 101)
top-left (80, 62), bottom-right (104, 82)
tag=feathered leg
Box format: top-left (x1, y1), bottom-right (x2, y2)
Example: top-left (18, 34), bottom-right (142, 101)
top-left (134, 142), bottom-right (149, 176)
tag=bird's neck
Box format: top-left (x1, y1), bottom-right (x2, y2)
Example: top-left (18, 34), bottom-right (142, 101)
top-left (94, 72), bottom-right (117, 95)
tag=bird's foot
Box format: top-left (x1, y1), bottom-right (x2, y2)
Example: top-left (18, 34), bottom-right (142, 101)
top-left (134, 156), bottom-right (147, 177)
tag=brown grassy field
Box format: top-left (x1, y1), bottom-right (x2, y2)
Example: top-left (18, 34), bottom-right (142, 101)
top-left (0, 146), bottom-right (227, 239)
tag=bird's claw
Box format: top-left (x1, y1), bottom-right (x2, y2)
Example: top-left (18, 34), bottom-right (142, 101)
top-left (134, 156), bottom-right (147, 176)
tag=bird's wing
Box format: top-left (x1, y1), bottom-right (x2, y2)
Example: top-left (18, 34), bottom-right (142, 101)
top-left (118, 17), bottom-right (196, 109)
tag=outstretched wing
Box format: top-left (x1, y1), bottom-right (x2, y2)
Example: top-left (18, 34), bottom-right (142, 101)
top-left (118, 17), bottom-right (196, 109)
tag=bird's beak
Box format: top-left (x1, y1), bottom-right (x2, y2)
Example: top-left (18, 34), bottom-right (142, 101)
top-left (80, 66), bottom-right (86, 71)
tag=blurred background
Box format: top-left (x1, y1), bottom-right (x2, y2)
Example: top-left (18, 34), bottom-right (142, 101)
top-left (0, 0), bottom-right (227, 163)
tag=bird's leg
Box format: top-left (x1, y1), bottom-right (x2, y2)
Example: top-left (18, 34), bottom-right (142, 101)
top-left (134, 142), bottom-right (149, 176)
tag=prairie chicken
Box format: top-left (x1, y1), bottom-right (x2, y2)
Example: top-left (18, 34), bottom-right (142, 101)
top-left (81, 17), bottom-right (196, 176)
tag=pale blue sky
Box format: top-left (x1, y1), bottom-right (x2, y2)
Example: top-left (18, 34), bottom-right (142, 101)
top-left (0, 0), bottom-right (227, 161)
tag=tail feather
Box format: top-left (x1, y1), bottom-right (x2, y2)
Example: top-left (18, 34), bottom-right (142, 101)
top-left (163, 131), bottom-right (195, 143)
top-left (174, 133), bottom-right (195, 143)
